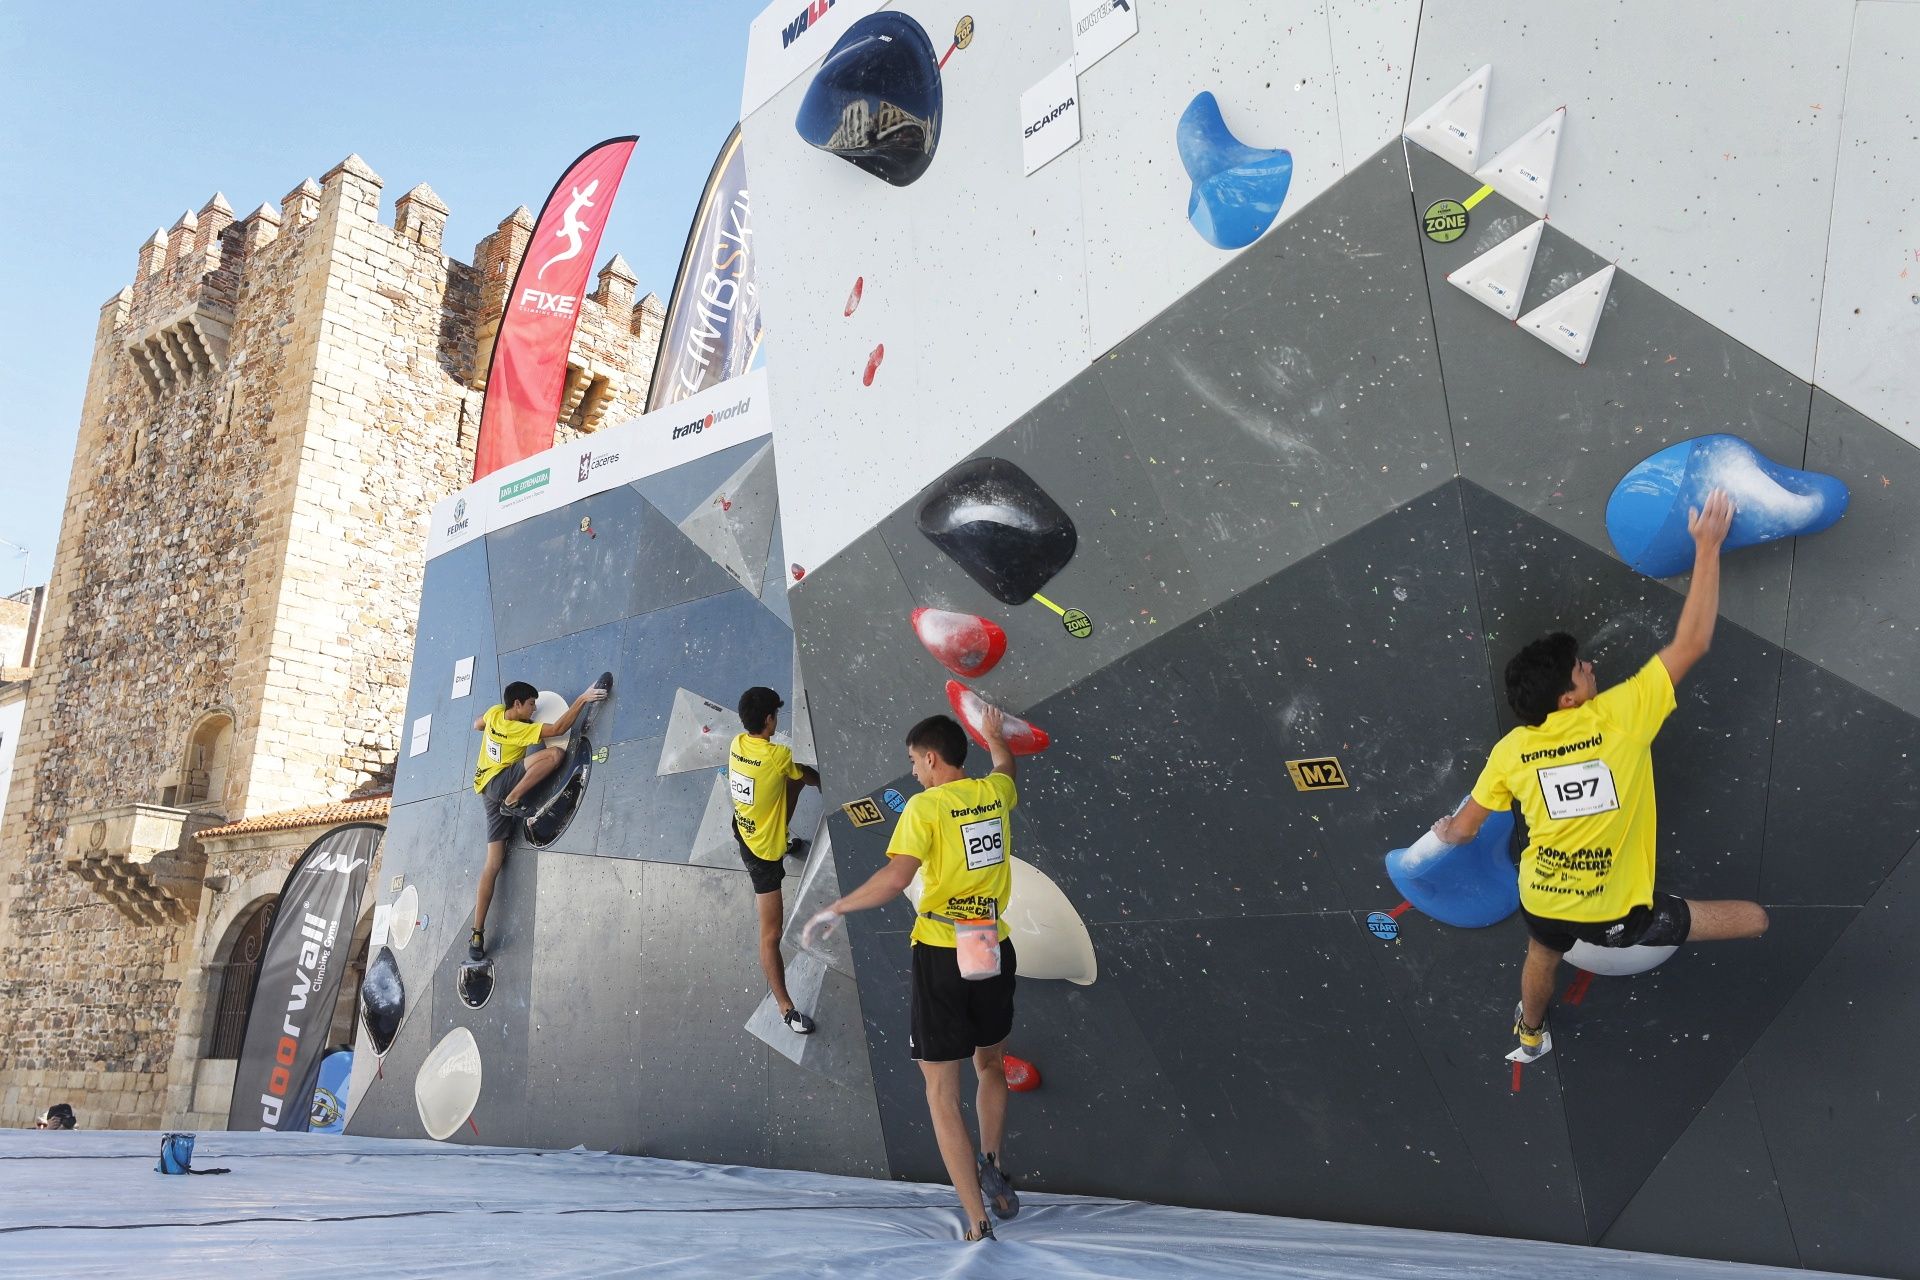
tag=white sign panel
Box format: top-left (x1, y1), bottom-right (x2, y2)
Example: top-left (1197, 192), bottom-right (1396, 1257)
top-left (409, 715), bottom-right (432, 758)
top-left (1021, 59), bottom-right (1082, 176)
top-left (370, 903), bottom-right (392, 949)
top-left (451, 656), bottom-right (474, 700)
top-left (1071, 0), bottom-right (1138, 69)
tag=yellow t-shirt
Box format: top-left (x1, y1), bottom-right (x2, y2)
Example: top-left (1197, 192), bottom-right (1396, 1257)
top-left (889, 772), bottom-right (1017, 948)
top-left (729, 733), bottom-right (802, 860)
top-left (1471, 656), bottom-right (1677, 922)
top-left (473, 704), bottom-right (545, 793)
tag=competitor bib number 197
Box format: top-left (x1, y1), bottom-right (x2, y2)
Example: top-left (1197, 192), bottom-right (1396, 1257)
top-left (485, 737), bottom-right (503, 763)
top-left (961, 817), bottom-right (1005, 871)
top-left (1538, 759), bottom-right (1620, 821)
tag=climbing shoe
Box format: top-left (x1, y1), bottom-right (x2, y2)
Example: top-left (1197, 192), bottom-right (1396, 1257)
top-left (468, 928), bottom-right (486, 963)
top-left (1513, 1001), bottom-right (1550, 1061)
top-left (784, 837), bottom-right (811, 861)
top-left (965, 1220), bottom-right (996, 1242)
top-left (498, 799), bottom-right (533, 819)
top-left (782, 1007), bottom-right (817, 1035)
top-left (978, 1152), bottom-right (1020, 1220)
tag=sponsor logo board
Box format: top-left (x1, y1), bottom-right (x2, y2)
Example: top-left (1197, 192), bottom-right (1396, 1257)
top-left (1020, 60), bottom-right (1082, 176)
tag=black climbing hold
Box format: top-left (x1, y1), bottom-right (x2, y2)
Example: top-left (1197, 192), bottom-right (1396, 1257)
top-left (457, 959), bottom-right (495, 1011)
top-left (360, 945), bottom-right (404, 1057)
top-left (796, 11), bottom-right (943, 187)
top-left (916, 457), bottom-right (1078, 606)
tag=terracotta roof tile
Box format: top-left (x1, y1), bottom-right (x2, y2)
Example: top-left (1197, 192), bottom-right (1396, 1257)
top-left (196, 792), bottom-right (390, 841)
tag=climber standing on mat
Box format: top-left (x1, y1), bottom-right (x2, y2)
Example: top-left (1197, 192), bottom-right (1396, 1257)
top-left (730, 686), bottom-right (823, 1034)
top-left (1430, 489), bottom-right (1768, 1060)
top-left (468, 679), bottom-right (606, 962)
top-left (803, 707), bottom-right (1022, 1243)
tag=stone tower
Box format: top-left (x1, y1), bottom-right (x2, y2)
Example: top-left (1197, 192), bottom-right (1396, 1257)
top-left (0, 154), bottom-right (661, 1128)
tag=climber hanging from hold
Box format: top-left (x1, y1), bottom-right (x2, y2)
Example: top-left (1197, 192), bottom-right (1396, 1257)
top-left (1429, 490), bottom-right (1768, 1061)
top-left (729, 685), bottom-right (823, 1035)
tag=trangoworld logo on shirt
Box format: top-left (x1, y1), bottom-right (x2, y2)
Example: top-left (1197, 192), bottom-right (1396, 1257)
top-left (1520, 733), bottom-right (1602, 764)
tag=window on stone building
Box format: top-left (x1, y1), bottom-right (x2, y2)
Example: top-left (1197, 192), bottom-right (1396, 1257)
top-left (206, 897), bottom-right (277, 1060)
top-left (176, 711), bottom-right (234, 809)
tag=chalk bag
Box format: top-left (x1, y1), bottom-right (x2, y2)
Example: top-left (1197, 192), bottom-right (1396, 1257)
top-left (954, 918), bottom-right (1003, 981)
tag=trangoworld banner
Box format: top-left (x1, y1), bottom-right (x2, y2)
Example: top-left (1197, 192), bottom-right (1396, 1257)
top-left (473, 136), bottom-right (639, 482)
top-left (646, 125), bottom-right (764, 412)
top-left (226, 822), bottom-right (381, 1132)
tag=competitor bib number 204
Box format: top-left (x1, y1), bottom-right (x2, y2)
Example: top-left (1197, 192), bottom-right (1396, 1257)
top-left (729, 771), bottom-right (755, 807)
top-left (1538, 759), bottom-right (1620, 821)
top-left (960, 817), bottom-right (1005, 871)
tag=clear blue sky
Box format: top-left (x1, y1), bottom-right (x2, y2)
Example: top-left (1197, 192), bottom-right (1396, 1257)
top-left (0, 0), bottom-right (771, 591)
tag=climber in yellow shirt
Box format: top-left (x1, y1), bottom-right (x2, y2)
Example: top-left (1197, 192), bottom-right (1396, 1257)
top-left (1431, 491), bottom-right (1767, 1059)
top-left (728, 686), bottom-right (821, 1033)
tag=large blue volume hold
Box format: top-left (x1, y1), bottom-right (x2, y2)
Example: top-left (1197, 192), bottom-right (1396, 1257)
top-left (1177, 92), bottom-right (1293, 250)
top-left (1386, 805), bottom-right (1519, 929)
top-left (1606, 434), bottom-right (1849, 578)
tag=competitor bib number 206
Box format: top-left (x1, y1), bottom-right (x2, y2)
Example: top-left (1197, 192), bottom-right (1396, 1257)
top-left (1538, 759), bottom-right (1620, 821)
top-left (728, 771), bottom-right (755, 807)
top-left (960, 817), bottom-right (1005, 871)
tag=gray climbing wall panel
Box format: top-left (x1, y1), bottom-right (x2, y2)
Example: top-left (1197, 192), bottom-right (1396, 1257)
top-left (356, 10), bottom-right (1920, 1271)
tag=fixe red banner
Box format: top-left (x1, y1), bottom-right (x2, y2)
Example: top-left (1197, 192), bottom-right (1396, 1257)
top-left (473, 136), bottom-right (638, 482)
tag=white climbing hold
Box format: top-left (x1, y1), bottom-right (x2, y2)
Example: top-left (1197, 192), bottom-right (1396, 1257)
top-left (1447, 220), bottom-right (1544, 320)
top-left (1521, 264), bottom-right (1616, 365)
top-left (1404, 64), bottom-right (1492, 175)
top-left (1475, 107), bottom-right (1566, 219)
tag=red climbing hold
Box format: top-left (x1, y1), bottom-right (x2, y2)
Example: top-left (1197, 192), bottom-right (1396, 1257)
top-left (911, 607), bottom-right (1008, 678)
top-left (863, 343), bottom-right (885, 386)
top-left (845, 275), bottom-right (864, 317)
top-left (1003, 1053), bottom-right (1042, 1092)
top-left (946, 680), bottom-right (1050, 755)
top-left (790, 563), bottom-right (806, 582)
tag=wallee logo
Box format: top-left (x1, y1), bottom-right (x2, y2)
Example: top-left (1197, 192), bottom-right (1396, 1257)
top-left (577, 449), bottom-right (621, 482)
top-left (1025, 95), bottom-right (1076, 139)
top-left (444, 496), bottom-right (471, 538)
top-left (498, 467), bottom-right (552, 503)
top-left (672, 396), bottom-right (753, 442)
top-left (781, 0), bottom-right (834, 48)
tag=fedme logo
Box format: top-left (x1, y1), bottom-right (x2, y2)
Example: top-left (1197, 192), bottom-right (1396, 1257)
top-left (1025, 96), bottom-right (1076, 139)
top-left (781, 0), bottom-right (833, 48)
top-left (517, 288), bottom-right (578, 316)
top-left (671, 396), bottom-right (753, 442)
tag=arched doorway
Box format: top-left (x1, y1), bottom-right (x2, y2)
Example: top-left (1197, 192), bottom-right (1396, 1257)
top-left (206, 896), bottom-right (276, 1059)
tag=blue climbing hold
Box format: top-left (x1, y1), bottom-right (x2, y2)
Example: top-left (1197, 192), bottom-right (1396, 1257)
top-left (1385, 805), bottom-right (1519, 929)
top-left (1176, 91), bottom-right (1292, 250)
top-left (1606, 434), bottom-right (1849, 579)
top-left (882, 787), bottom-right (906, 813)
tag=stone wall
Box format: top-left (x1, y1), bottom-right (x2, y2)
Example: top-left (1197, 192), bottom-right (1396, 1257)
top-left (0, 153), bottom-right (659, 1129)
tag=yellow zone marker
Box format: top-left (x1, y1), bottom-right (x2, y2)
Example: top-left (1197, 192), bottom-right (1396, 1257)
top-left (1030, 592), bottom-right (1067, 617)
top-left (1461, 183), bottom-right (1495, 211)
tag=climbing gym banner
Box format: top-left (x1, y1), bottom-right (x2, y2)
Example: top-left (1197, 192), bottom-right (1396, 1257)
top-left (226, 822), bottom-right (381, 1132)
top-left (647, 126), bottom-right (765, 412)
top-left (473, 137), bottom-right (638, 482)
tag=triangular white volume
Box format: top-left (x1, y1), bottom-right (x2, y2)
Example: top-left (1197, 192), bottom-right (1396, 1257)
top-left (1402, 64), bottom-right (1491, 175)
top-left (1447, 220), bottom-right (1544, 319)
top-left (656, 688), bottom-right (735, 776)
top-left (677, 442), bottom-right (777, 597)
top-left (1520, 264), bottom-right (1615, 365)
top-left (688, 773), bottom-right (740, 867)
top-left (1475, 107), bottom-right (1565, 218)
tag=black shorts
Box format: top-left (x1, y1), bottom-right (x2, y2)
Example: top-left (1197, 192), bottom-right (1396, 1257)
top-left (478, 761), bottom-right (528, 843)
top-left (734, 823), bottom-right (786, 895)
top-left (1523, 892), bottom-right (1692, 953)
top-left (910, 938), bottom-right (1017, 1063)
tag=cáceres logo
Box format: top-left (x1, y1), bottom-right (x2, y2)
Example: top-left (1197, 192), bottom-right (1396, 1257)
top-left (780, 0), bottom-right (834, 48)
top-left (577, 448), bottom-right (621, 482)
top-left (671, 396), bottom-right (753, 442)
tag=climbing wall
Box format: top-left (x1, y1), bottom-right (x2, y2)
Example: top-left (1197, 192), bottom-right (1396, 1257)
top-left (347, 415), bottom-right (891, 1176)
top-left (737, 2), bottom-right (1920, 1275)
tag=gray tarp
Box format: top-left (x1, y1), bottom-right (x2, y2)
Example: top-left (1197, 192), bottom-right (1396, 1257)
top-left (0, 1131), bottom-right (1837, 1279)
